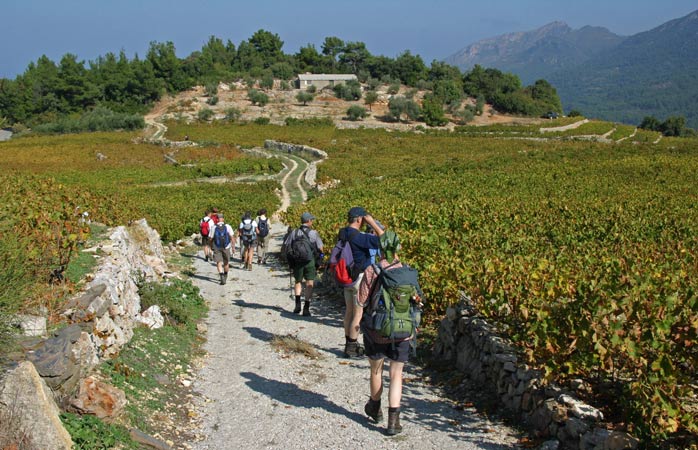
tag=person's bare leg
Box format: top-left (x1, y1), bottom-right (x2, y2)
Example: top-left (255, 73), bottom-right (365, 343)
top-left (388, 361), bottom-right (404, 408)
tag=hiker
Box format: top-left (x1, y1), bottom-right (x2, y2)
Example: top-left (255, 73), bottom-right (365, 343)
top-left (358, 230), bottom-right (422, 435)
top-left (283, 212), bottom-right (324, 316)
top-left (255, 208), bottom-right (271, 264)
top-left (211, 207), bottom-right (220, 225)
top-left (200, 209), bottom-right (215, 262)
top-left (338, 206), bottom-right (384, 357)
top-left (367, 220), bottom-right (385, 265)
top-left (210, 213), bottom-right (235, 285)
top-left (238, 211), bottom-right (257, 271)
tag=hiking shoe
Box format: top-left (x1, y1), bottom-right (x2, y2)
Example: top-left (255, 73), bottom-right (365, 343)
top-left (387, 410), bottom-right (403, 435)
top-left (219, 273), bottom-right (226, 285)
top-left (364, 398), bottom-right (383, 423)
top-left (293, 300), bottom-right (302, 314)
top-left (343, 342), bottom-right (365, 358)
top-left (302, 302), bottom-right (311, 317)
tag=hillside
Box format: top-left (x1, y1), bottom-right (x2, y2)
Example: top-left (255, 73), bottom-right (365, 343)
top-left (444, 22), bottom-right (625, 85)
top-left (548, 9), bottom-right (698, 128)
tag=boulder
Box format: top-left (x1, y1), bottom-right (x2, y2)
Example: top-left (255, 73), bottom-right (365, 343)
top-left (27, 324), bottom-right (83, 396)
top-left (69, 376), bottom-right (126, 420)
top-left (0, 361), bottom-right (73, 449)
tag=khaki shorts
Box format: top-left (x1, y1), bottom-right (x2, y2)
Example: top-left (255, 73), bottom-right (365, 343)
top-left (343, 272), bottom-right (364, 307)
top-left (213, 247), bottom-right (230, 264)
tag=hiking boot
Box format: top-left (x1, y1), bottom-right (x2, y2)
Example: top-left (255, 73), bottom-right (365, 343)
top-left (219, 273), bottom-right (226, 285)
top-left (302, 302), bottom-right (311, 317)
top-left (293, 299), bottom-right (302, 314)
top-left (343, 341), bottom-right (365, 358)
top-left (257, 258), bottom-right (262, 264)
top-left (205, 254), bottom-right (209, 262)
top-left (364, 398), bottom-right (383, 423)
top-left (386, 410), bottom-right (402, 435)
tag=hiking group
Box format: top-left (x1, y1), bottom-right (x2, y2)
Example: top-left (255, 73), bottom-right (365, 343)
top-left (282, 206), bottom-right (424, 436)
top-left (200, 205), bottom-right (423, 435)
top-left (199, 207), bottom-right (271, 284)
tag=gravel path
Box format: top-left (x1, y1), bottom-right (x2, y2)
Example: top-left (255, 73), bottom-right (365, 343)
top-left (189, 223), bottom-right (522, 449)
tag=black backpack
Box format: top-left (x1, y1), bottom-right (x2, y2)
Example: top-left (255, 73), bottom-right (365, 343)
top-left (285, 227), bottom-right (314, 266)
top-left (257, 218), bottom-right (269, 238)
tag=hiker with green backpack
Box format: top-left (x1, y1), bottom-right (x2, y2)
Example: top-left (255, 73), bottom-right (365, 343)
top-left (334, 206), bottom-right (384, 358)
top-left (358, 230), bottom-right (424, 435)
top-left (283, 212), bottom-right (324, 316)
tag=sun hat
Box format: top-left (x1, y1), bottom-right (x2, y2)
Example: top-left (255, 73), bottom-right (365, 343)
top-left (348, 206), bottom-right (367, 220)
top-left (379, 230), bottom-right (401, 261)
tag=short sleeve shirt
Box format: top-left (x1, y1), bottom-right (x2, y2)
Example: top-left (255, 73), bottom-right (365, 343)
top-left (339, 226), bottom-right (380, 273)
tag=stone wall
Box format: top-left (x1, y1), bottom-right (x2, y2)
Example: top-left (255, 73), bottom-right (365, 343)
top-left (1, 219), bottom-right (171, 447)
top-left (263, 139), bottom-right (328, 187)
top-left (434, 294), bottom-right (639, 450)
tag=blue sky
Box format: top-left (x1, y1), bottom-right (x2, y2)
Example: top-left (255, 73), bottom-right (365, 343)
top-left (1, 0), bottom-right (696, 79)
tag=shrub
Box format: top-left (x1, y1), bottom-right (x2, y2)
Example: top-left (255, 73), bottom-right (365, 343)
top-left (225, 107), bottom-right (242, 122)
top-left (280, 80), bottom-right (291, 91)
top-left (260, 75), bottom-right (274, 91)
top-left (307, 85), bottom-right (317, 94)
top-left (284, 117), bottom-right (334, 127)
top-left (204, 83), bottom-right (218, 97)
top-left (197, 108), bottom-right (214, 121)
top-left (253, 117), bottom-right (270, 125)
top-left (346, 105), bottom-right (368, 121)
top-left (247, 89), bottom-right (269, 107)
top-left (206, 95), bottom-right (219, 106)
top-left (387, 83), bottom-right (400, 95)
top-left (333, 80), bottom-right (362, 101)
top-left (33, 107), bottom-right (145, 134)
top-left (296, 91), bottom-right (315, 106)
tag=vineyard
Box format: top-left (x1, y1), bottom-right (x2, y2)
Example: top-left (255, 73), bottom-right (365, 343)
top-left (167, 121), bottom-right (696, 443)
top-left (1, 122), bottom-right (697, 444)
top-left (0, 131), bottom-right (281, 348)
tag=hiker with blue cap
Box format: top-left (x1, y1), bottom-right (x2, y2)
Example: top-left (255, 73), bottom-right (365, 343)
top-left (337, 206), bottom-right (384, 357)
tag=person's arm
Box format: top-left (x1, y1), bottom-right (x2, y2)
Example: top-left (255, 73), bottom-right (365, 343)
top-left (363, 214), bottom-right (385, 237)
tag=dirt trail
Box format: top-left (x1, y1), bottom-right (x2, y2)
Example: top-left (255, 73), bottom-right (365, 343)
top-left (187, 150), bottom-right (522, 449)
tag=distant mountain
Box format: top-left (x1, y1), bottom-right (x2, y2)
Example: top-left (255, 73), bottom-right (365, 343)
top-left (445, 22), bottom-right (626, 84)
top-left (548, 9), bottom-right (698, 128)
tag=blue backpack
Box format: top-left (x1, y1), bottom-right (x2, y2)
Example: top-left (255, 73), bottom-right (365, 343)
top-left (213, 224), bottom-right (230, 248)
top-left (257, 218), bottom-right (269, 238)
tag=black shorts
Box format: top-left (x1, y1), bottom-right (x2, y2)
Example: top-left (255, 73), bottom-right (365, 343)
top-left (363, 333), bottom-right (410, 363)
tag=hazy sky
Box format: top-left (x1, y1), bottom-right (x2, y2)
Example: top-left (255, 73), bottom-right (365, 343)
top-left (1, 0), bottom-right (696, 78)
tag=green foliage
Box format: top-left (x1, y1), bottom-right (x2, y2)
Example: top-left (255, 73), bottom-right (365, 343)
top-left (568, 109), bottom-right (583, 117)
top-left (346, 105), bottom-right (368, 121)
top-left (421, 95), bottom-right (448, 126)
top-left (260, 74), bottom-right (274, 90)
top-left (204, 83), bottom-right (218, 97)
top-left (387, 83), bottom-right (400, 95)
top-left (333, 80), bottom-right (362, 101)
top-left (33, 107), bottom-right (144, 134)
top-left (284, 116), bottom-right (333, 127)
top-left (295, 91), bottom-right (315, 106)
top-left (206, 95), bottom-right (219, 106)
top-left (138, 278), bottom-right (206, 326)
top-left (224, 107), bottom-right (242, 122)
top-left (364, 91), bottom-right (378, 111)
top-left (253, 117), bottom-right (270, 125)
top-left (247, 89), bottom-right (269, 107)
top-left (197, 108), bottom-right (215, 121)
top-left (388, 96), bottom-right (420, 122)
top-left (61, 412), bottom-right (136, 450)
top-left (306, 85), bottom-right (317, 94)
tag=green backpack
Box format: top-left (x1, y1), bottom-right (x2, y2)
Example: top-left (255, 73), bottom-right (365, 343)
top-left (363, 262), bottom-right (423, 341)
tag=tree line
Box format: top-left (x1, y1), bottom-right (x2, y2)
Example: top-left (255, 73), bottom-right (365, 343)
top-left (0, 30), bottom-right (563, 130)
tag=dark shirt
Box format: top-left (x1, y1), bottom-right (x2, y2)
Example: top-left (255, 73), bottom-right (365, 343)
top-left (338, 226), bottom-right (380, 273)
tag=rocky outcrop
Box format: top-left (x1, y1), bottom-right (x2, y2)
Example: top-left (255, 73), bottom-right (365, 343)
top-left (0, 361), bottom-right (74, 450)
top-left (434, 294), bottom-right (639, 450)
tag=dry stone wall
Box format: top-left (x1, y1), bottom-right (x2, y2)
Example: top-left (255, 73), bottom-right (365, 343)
top-left (1, 219), bottom-right (172, 447)
top-left (434, 294), bottom-right (640, 450)
top-left (264, 139), bottom-right (327, 187)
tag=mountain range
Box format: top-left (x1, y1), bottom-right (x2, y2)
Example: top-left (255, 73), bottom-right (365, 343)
top-left (445, 10), bottom-right (698, 128)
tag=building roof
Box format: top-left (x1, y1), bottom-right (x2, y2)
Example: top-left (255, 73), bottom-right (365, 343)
top-left (297, 74), bottom-right (358, 81)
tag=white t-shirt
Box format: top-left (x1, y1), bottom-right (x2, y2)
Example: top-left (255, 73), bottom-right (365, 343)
top-left (210, 223), bottom-right (234, 249)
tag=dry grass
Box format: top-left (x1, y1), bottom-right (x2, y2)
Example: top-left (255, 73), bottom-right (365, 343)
top-left (270, 334), bottom-right (322, 359)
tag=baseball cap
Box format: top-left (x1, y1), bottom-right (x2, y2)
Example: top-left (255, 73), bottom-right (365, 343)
top-left (348, 206), bottom-right (367, 219)
top-left (301, 212), bottom-right (316, 223)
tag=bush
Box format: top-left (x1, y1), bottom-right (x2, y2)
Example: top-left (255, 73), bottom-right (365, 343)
top-left (284, 117), bottom-right (334, 127)
top-left (253, 117), bottom-right (270, 125)
top-left (568, 109), bottom-right (583, 117)
top-left (333, 80), bottom-right (362, 101)
top-left (387, 83), bottom-right (400, 95)
top-left (260, 75), bottom-right (274, 90)
top-left (296, 91), bottom-right (314, 106)
top-left (307, 85), bottom-right (317, 94)
top-left (280, 80), bottom-right (291, 91)
top-left (204, 83), bottom-right (218, 97)
top-left (206, 95), bottom-right (219, 106)
top-left (33, 107), bottom-right (145, 134)
top-left (247, 89), bottom-right (269, 107)
top-left (225, 107), bottom-right (242, 122)
top-left (197, 108), bottom-right (214, 121)
top-left (346, 105), bottom-right (368, 121)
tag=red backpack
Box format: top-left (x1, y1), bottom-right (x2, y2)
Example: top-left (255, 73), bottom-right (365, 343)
top-left (200, 217), bottom-right (212, 236)
top-left (329, 229), bottom-right (358, 287)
